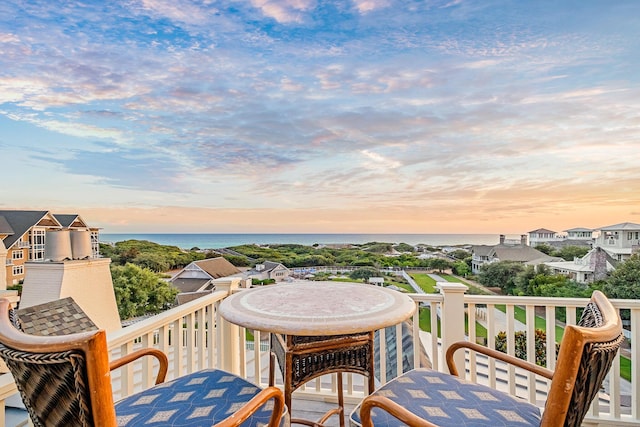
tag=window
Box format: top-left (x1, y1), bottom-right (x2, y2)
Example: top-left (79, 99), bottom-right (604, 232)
top-left (29, 228), bottom-right (46, 260)
top-left (628, 232), bottom-right (633, 240)
top-left (12, 265), bottom-right (24, 276)
top-left (12, 250), bottom-right (23, 260)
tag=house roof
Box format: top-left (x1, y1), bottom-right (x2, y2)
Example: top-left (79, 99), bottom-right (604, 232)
top-left (193, 257), bottom-right (241, 278)
top-left (0, 210), bottom-right (62, 249)
top-left (17, 297), bottom-right (98, 336)
top-left (176, 291), bottom-right (212, 305)
top-left (471, 245), bottom-right (493, 256)
top-left (52, 214), bottom-right (88, 228)
top-left (564, 227), bottom-right (592, 232)
top-left (0, 216), bottom-right (14, 237)
top-left (490, 245), bottom-right (557, 263)
top-left (172, 277), bottom-right (212, 293)
top-left (528, 228), bottom-right (556, 234)
top-left (597, 222), bottom-right (640, 231)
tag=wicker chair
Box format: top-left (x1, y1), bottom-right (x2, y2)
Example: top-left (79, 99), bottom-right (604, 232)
top-left (351, 290), bottom-right (624, 427)
top-left (0, 298), bottom-right (286, 427)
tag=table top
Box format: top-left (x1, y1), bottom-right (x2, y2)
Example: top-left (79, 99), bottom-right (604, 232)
top-left (218, 281), bottom-right (416, 336)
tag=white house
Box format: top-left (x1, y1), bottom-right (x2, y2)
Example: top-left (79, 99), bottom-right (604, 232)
top-left (544, 247), bottom-right (615, 284)
top-left (593, 222), bottom-right (640, 261)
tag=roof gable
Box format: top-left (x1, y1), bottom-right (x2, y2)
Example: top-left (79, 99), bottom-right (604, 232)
top-left (53, 213), bottom-right (87, 228)
top-left (0, 210), bottom-right (61, 249)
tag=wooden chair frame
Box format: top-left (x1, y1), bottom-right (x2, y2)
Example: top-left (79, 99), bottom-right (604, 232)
top-left (360, 291), bottom-right (623, 427)
top-left (0, 298), bottom-right (284, 427)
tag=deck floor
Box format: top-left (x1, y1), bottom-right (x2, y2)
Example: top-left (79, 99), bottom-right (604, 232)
top-left (290, 395), bottom-right (357, 427)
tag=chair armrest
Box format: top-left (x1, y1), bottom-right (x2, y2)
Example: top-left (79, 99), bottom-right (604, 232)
top-left (446, 341), bottom-right (554, 380)
top-left (214, 386), bottom-right (285, 427)
top-left (360, 395), bottom-right (440, 427)
top-left (109, 348), bottom-right (168, 385)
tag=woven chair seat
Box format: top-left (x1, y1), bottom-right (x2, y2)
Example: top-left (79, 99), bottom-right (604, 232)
top-left (115, 369), bottom-right (286, 427)
top-left (350, 368), bottom-right (541, 427)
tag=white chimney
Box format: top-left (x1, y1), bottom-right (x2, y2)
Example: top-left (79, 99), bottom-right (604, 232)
top-left (70, 230), bottom-right (92, 259)
top-left (20, 258), bottom-right (121, 332)
top-left (44, 230), bottom-right (72, 261)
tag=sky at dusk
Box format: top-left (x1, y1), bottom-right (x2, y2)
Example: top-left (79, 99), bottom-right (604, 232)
top-left (1, 0), bottom-right (639, 234)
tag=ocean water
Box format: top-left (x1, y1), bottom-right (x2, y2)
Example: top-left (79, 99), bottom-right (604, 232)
top-left (99, 233), bottom-right (508, 249)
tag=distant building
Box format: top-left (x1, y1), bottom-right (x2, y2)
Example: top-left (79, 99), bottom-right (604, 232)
top-left (246, 261), bottom-right (291, 282)
top-left (593, 222), bottom-right (640, 262)
top-left (527, 227), bottom-right (593, 249)
top-left (368, 277), bottom-right (384, 286)
top-left (170, 257), bottom-right (242, 303)
top-left (527, 228), bottom-right (561, 246)
top-left (0, 210), bottom-right (100, 287)
top-left (544, 247), bottom-right (616, 284)
top-left (471, 235), bottom-right (561, 274)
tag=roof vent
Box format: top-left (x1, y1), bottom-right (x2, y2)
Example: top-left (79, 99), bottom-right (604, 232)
top-left (44, 230), bottom-right (72, 261)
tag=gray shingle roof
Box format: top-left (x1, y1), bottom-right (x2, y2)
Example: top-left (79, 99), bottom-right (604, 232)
top-left (172, 278), bottom-right (212, 293)
top-left (193, 257), bottom-right (241, 278)
top-left (17, 297), bottom-right (98, 336)
top-left (0, 210), bottom-right (52, 249)
top-left (0, 216), bottom-right (14, 237)
top-left (52, 214), bottom-right (84, 228)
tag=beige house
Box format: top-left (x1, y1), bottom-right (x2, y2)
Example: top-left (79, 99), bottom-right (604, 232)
top-left (0, 210), bottom-right (100, 287)
top-left (170, 257), bottom-right (242, 303)
top-left (246, 261), bottom-right (291, 282)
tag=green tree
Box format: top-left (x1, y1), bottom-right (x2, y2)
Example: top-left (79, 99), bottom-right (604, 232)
top-left (534, 243), bottom-right (554, 255)
top-left (450, 249), bottom-right (471, 260)
top-left (349, 267), bottom-right (379, 281)
top-left (428, 258), bottom-right (452, 273)
top-left (477, 261), bottom-right (525, 294)
top-left (602, 254), bottom-right (640, 299)
top-left (111, 263), bottom-right (178, 320)
top-left (553, 245), bottom-right (590, 261)
top-left (451, 260), bottom-right (470, 276)
top-left (394, 243), bottom-right (415, 253)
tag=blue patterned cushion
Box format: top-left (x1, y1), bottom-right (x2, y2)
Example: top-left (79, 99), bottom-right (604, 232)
top-left (115, 369), bottom-right (283, 427)
top-left (350, 369), bottom-right (541, 427)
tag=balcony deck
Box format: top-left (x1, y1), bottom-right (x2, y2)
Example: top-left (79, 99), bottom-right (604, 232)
top-left (1, 279), bottom-right (639, 426)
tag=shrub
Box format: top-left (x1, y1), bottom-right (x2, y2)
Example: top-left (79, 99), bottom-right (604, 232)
top-left (494, 329), bottom-right (559, 367)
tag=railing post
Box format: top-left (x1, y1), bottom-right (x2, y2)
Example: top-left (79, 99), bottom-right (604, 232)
top-left (437, 282), bottom-right (468, 374)
top-left (214, 278), bottom-right (242, 374)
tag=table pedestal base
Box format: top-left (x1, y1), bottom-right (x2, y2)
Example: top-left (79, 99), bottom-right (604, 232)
top-left (270, 332), bottom-right (375, 427)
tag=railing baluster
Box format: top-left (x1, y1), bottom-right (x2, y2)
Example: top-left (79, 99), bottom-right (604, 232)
top-left (525, 304), bottom-right (536, 403)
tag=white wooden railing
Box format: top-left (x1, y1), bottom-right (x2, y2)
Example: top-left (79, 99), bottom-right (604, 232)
top-left (1, 280), bottom-right (639, 426)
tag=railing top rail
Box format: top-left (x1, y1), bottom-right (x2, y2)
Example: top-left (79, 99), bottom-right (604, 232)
top-left (107, 290), bottom-right (228, 348)
top-left (463, 294), bottom-right (640, 309)
top-left (407, 293), bottom-right (443, 303)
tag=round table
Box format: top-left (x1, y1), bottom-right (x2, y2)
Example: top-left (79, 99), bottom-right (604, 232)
top-left (219, 281), bottom-right (416, 427)
top-left (218, 281), bottom-right (416, 335)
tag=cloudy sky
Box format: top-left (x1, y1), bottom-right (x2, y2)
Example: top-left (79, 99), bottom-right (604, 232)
top-left (1, 0), bottom-right (639, 234)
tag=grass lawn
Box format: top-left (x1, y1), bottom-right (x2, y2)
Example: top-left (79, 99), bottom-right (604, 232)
top-left (410, 273), bottom-right (438, 293)
top-left (419, 306), bottom-right (487, 340)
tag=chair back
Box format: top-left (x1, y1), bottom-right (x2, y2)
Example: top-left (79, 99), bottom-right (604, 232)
top-left (0, 299), bottom-right (117, 427)
top-left (541, 291), bottom-right (624, 427)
